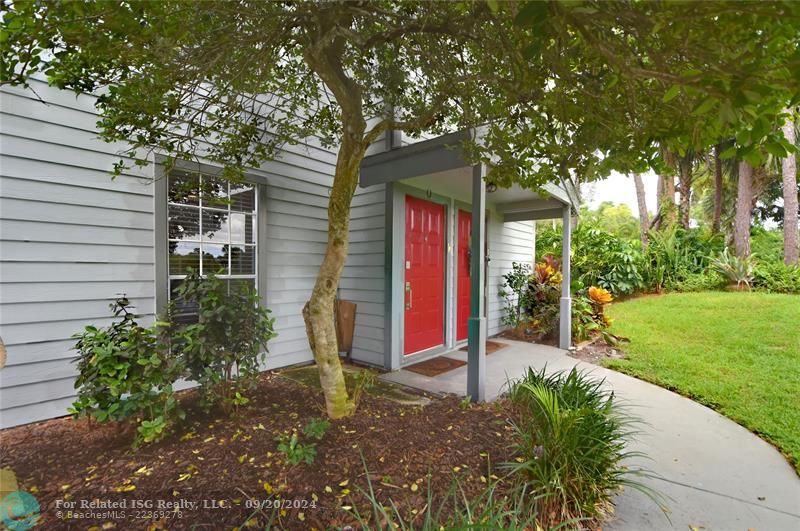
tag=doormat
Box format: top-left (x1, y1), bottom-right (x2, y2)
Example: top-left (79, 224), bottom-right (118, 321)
top-left (458, 340), bottom-right (509, 354)
top-left (405, 356), bottom-right (466, 377)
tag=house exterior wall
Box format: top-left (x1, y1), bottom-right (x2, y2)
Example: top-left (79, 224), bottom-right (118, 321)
top-left (0, 79), bottom-right (386, 428)
top-left (487, 213), bottom-right (537, 336)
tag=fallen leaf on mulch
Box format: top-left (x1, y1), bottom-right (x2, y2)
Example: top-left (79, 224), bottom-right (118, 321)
top-left (0, 374), bottom-right (513, 530)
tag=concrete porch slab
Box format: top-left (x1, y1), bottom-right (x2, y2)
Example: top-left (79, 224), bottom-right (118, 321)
top-left (382, 339), bottom-right (566, 400)
top-left (380, 338), bottom-right (800, 531)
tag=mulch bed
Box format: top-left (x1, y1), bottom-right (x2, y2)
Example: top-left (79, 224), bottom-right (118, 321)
top-left (405, 356), bottom-right (466, 377)
top-left (0, 374), bottom-right (514, 530)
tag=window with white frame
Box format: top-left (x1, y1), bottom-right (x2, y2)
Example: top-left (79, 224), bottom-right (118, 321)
top-left (167, 170), bottom-right (257, 320)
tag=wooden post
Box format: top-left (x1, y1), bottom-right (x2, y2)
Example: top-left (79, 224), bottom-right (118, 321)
top-left (467, 164), bottom-right (487, 402)
top-left (559, 205), bottom-right (572, 350)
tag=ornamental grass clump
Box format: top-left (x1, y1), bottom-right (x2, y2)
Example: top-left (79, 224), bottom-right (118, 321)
top-left (711, 248), bottom-right (756, 290)
top-left (505, 367), bottom-right (657, 528)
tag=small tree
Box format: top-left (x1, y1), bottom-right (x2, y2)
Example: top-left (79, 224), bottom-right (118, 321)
top-left (5, 0), bottom-right (799, 417)
top-left (171, 270), bottom-right (276, 410)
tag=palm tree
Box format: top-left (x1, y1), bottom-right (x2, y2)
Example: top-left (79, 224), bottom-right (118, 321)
top-left (781, 109), bottom-right (798, 264)
top-left (712, 144), bottom-right (725, 234)
top-left (733, 160), bottom-right (755, 257)
top-left (633, 173), bottom-right (650, 247)
top-left (676, 150), bottom-right (697, 229)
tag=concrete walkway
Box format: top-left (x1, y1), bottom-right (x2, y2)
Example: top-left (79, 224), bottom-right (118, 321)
top-left (382, 339), bottom-right (800, 530)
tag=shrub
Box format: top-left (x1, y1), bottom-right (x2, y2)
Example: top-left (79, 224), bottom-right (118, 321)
top-left (750, 227), bottom-right (784, 263)
top-left (711, 248), bottom-right (756, 289)
top-left (673, 270), bottom-right (727, 292)
top-left (505, 367), bottom-right (654, 527)
top-left (508, 257), bottom-right (615, 343)
top-left (752, 262), bottom-right (800, 293)
top-left (499, 262), bottom-right (532, 327)
top-left (70, 297), bottom-right (183, 443)
top-left (521, 257), bottom-right (562, 336)
top-left (643, 226), bottom-right (723, 291)
top-left (537, 224), bottom-right (643, 295)
top-left (572, 287), bottom-right (617, 344)
top-left (172, 270), bottom-right (276, 410)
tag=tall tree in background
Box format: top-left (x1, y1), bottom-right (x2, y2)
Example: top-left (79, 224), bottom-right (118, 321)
top-left (658, 148), bottom-right (679, 227)
top-left (676, 151), bottom-right (696, 229)
top-left (712, 144), bottom-right (725, 234)
top-left (782, 111), bottom-right (799, 264)
top-left (734, 161), bottom-right (755, 257)
top-left (633, 173), bottom-right (650, 246)
top-left (4, 0), bottom-right (799, 417)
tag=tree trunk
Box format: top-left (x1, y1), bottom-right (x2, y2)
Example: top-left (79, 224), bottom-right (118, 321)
top-left (633, 173), bottom-right (649, 246)
top-left (658, 146), bottom-right (678, 227)
top-left (662, 174), bottom-right (677, 225)
top-left (713, 144), bottom-right (724, 234)
top-left (677, 158), bottom-right (692, 229)
top-left (733, 160), bottom-right (754, 257)
top-left (302, 128), bottom-right (366, 419)
top-left (656, 175), bottom-right (664, 216)
top-left (782, 113), bottom-right (799, 264)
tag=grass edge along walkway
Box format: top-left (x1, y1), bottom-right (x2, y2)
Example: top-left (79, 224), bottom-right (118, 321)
top-left (605, 291), bottom-right (800, 474)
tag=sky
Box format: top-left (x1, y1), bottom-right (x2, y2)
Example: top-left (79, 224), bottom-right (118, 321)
top-left (582, 171), bottom-right (660, 218)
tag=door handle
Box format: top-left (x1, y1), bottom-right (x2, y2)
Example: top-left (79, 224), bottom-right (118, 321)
top-left (405, 281), bottom-right (413, 310)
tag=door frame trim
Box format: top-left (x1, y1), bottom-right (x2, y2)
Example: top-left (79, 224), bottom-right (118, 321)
top-left (395, 183), bottom-right (452, 362)
top-left (455, 207), bottom-right (472, 342)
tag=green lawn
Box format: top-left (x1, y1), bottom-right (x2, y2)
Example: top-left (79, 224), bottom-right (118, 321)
top-left (605, 291), bottom-right (800, 473)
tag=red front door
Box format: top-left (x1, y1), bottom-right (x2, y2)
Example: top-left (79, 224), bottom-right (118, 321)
top-left (456, 210), bottom-right (471, 341)
top-left (404, 195), bottom-right (445, 355)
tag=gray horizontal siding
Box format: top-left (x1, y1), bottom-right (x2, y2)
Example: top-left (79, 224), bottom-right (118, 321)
top-left (0, 78), bottom-right (388, 427)
top-left (1, 78), bottom-right (158, 432)
top-left (486, 215), bottom-right (535, 336)
top-left (342, 186), bottom-right (386, 367)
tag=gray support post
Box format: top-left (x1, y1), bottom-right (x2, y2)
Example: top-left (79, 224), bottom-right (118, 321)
top-left (467, 164), bottom-right (487, 402)
top-left (559, 205), bottom-right (573, 349)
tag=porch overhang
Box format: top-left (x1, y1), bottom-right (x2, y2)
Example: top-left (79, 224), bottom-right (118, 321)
top-left (359, 129), bottom-right (578, 220)
top-left (363, 130), bottom-right (576, 402)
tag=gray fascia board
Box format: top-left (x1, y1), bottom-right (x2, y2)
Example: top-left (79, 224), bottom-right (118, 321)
top-left (503, 207), bottom-right (565, 222)
top-left (541, 182), bottom-right (573, 206)
top-left (495, 198), bottom-right (564, 214)
top-left (360, 130), bottom-right (471, 187)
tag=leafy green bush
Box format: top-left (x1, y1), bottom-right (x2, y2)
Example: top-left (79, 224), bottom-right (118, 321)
top-left (172, 270), bottom-right (276, 410)
top-left (499, 262), bottom-right (533, 327)
top-left (673, 271), bottom-right (727, 292)
top-left (573, 287), bottom-right (619, 345)
top-left (71, 272), bottom-right (277, 445)
top-left (752, 261), bottom-right (800, 293)
top-left (505, 367), bottom-right (655, 527)
top-left (750, 228), bottom-right (784, 263)
top-left (521, 258), bottom-right (562, 336)
top-left (70, 297), bottom-right (183, 443)
top-left (537, 224), bottom-right (643, 295)
top-left (642, 225), bottom-right (723, 291)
